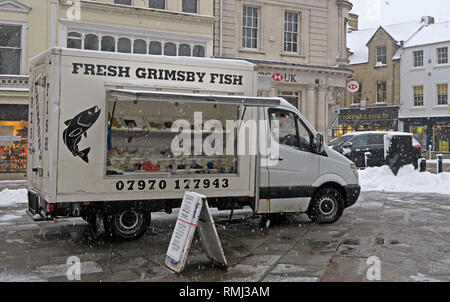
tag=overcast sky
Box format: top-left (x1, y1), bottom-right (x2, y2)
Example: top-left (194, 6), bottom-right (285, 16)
top-left (350, 0), bottom-right (450, 29)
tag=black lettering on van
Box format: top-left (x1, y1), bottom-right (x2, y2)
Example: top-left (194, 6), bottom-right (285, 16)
top-left (196, 72), bottom-right (206, 83)
top-left (177, 70), bottom-right (186, 81)
top-left (117, 66), bottom-right (131, 78)
top-left (164, 70), bottom-right (177, 81)
top-left (84, 64), bottom-right (96, 75)
top-left (72, 63), bottom-right (84, 74)
top-left (96, 65), bottom-right (107, 76)
top-left (136, 67), bottom-right (146, 79)
top-left (107, 65), bottom-right (118, 77)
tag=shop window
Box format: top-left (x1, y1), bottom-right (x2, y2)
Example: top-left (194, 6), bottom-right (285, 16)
top-left (193, 45), bottom-right (205, 57)
top-left (242, 5), bottom-right (259, 49)
top-left (413, 86), bottom-right (424, 107)
top-left (118, 38), bottom-right (132, 53)
top-left (164, 42), bottom-right (177, 56)
top-left (67, 31), bottom-right (82, 50)
top-left (101, 36), bottom-right (116, 52)
top-left (182, 0), bottom-right (198, 14)
top-left (84, 34), bottom-right (99, 51)
top-left (284, 11), bottom-right (299, 53)
top-left (437, 47), bottom-right (448, 65)
top-left (178, 44), bottom-right (191, 57)
top-left (0, 121), bottom-right (28, 174)
top-left (149, 0), bottom-right (165, 9)
top-left (149, 41), bottom-right (162, 55)
top-left (0, 24), bottom-right (22, 75)
top-left (437, 84), bottom-right (448, 105)
top-left (133, 39), bottom-right (147, 55)
top-left (413, 50), bottom-right (424, 67)
top-left (410, 125), bottom-right (427, 149)
top-left (106, 96), bottom-right (239, 176)
top-left (376, 81), bottom-right (386, 103)
top-left (433, 125), bottom-right (449, 152)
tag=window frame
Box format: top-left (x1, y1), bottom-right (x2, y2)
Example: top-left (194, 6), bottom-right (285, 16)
top-left (376, 46), bottom-right (387, 65)
top-left (0, 22), bottom-right (27, 75)
top-left (413, 85), bottom-right (424, 107)
top-left (149, 0), bottom-right (166, 10)
top-left (182, 0), bottom-right (198, 14)
top-left (436, 83), bottom-right (448, 106)
top-left (242, 5), bottom-right (260, 50)
top-left (437, 47), bottom-right (449, 65)
top-left (283, 11), bottom-right (300, 54)
top-left (376, 81), bottom-right (387, 103)
top-left (413, 50), bottom-right (424, 68)
top-left (114, 0), bottom-right (132, 6)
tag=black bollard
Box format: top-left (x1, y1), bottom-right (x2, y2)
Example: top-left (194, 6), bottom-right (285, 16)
top-left (419, 158), bottom-right (427, 173)
top-left (437, 154), bottom-right (443, 174)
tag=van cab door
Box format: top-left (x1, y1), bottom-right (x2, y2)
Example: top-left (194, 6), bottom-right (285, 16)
top-left (261, 108), bottom-right (319, 213)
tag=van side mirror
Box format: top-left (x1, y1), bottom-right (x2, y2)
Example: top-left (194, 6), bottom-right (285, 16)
top-left (314, 132), bottom-right (324, 154)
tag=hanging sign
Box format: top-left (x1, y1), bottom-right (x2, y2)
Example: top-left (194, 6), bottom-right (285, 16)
top-left (347, 81), bottom-right (360, 93)
top-left (165, 192), bottom-right (228, 274)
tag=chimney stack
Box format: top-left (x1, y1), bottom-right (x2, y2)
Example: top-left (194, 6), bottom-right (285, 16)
top-left (421, 16), bottom-right (435, 26)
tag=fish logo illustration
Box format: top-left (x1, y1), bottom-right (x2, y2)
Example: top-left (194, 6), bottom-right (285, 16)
top-left (63, 106), bottom-right (101, 163)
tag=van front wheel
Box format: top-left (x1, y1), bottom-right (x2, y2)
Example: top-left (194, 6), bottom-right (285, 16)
top-left (104, 208), bottom-right (151, 241)
top-left (308, 188), bottom-right (344, 224)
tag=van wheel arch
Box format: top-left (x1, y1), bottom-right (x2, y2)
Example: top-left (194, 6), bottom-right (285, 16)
top-left (308, 183), bottom-right (346, 224)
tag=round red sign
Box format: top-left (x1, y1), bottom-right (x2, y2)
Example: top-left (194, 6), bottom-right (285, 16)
top-left (347, 81), bottom-right (360, 93)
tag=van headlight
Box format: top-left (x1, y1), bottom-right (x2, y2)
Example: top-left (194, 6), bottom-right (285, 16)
top-left (350, 164), bottom-right (359, 181)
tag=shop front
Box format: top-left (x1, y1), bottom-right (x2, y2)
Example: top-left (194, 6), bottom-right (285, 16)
top-left (401, 116), bottom-right (450, 154)
top-left (335, 106), bottom-right (399, 138)
top-left (0, 104), bottom-right (28, 179)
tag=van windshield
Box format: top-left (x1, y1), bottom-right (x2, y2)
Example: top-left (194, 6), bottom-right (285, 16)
top-left (328, 135), bottom-right (354, 147)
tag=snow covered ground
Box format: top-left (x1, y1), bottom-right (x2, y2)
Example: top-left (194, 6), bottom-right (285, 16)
top-left (0, 166), bottom-right (449, 209)
top-left (359, 165), bottom-right (450, 195)
top-left (0, 189), bottom-right (28, 207)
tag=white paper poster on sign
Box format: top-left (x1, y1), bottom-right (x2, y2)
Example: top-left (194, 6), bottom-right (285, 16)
top-left (165, 192), bottom-right (228, 274)
top-left (347, 81), bottom-right (360, 94)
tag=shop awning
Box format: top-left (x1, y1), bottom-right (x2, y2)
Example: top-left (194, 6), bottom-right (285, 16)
top-left (107, 89), bottom-right (281, 107)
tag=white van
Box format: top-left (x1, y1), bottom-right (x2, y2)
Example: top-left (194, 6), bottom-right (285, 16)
top-left (27, 48), bottom-right (360, 240)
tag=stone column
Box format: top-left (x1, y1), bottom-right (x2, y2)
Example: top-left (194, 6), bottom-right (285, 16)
top-left (305, 86), bottom-right (317, 128)
top-left (317, 86), bottom-right (328, 135)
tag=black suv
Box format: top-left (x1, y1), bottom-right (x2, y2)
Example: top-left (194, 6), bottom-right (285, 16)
top-left (329, 131), bottom-right (419, 173)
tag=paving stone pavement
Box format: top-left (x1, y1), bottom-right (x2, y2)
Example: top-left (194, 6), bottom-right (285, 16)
top-left (0, 191), bottom-right (449, 282)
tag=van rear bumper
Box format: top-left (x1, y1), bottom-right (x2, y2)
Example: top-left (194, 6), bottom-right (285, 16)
top-left (344, 184), bottom-right (361, 208)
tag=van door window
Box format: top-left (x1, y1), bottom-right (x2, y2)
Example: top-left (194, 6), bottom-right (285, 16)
top-left (269, 109), bottom-right (299, 148)
top-left (296, 118), bottom-right (313, 152)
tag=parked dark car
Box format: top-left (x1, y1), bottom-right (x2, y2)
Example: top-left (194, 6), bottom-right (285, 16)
top-left (329, 131), bottom-right (419, 173)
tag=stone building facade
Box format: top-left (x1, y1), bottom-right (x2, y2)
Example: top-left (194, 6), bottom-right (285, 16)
top-left (213, 0), bottom-right (354, 139)
top-left (338, 16), bottom-right (429, 138)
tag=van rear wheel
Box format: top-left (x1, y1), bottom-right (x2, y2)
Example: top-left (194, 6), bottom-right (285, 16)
top-left (308, 188), bottom-right (344, 224)
top-left (104, 208), bottom-right (151, 241)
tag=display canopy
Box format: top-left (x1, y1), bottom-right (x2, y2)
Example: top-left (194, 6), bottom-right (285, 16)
top-left (107, 89), bottom-right (282, 107)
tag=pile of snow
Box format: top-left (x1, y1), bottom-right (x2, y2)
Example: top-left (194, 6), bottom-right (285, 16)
top-left (359, 165), bottom-right (450, 195)
top-left (0, 189), bottom-right (28, 207)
